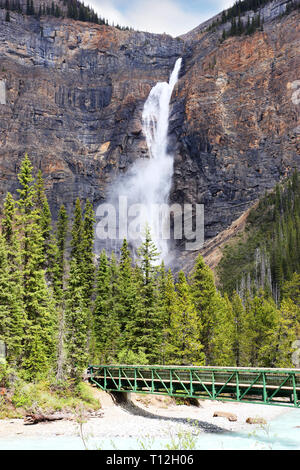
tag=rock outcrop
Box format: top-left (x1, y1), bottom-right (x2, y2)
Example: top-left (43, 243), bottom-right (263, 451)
top-left (172, 5), bottom-right (300, 243)
top-left (0, 10), bottom-right (183, 217)
top-left (0, 2), bottom-right (299, 263)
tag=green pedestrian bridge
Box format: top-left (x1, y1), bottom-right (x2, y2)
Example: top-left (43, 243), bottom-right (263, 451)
top-left (87, 364), bottom-right (300, 408)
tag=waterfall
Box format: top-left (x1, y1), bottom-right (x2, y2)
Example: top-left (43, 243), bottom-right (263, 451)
top-left (96, 58), bottom-right (182, 262)
top-left (133, 57), bottom-right (182, 260)
top-left (96, 58), bottom-right (182, 261)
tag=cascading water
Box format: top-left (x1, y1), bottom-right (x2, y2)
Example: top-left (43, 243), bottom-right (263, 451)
top-left (139, 57), bottom-right (182, 260)
top-left (96, 58), bottom-right (182, 262)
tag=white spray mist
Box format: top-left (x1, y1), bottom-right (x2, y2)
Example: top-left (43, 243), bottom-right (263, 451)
top-left (99, 58), bottom-right (182, 261)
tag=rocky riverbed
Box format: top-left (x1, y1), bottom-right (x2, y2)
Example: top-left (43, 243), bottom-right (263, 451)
top-left (0, 390), bottom-right (295, 450)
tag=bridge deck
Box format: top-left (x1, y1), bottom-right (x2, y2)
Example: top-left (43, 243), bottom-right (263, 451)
top-left (87, 365), bottom-right (300, 408)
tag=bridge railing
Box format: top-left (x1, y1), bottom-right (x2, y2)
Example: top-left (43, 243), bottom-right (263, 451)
top-left (87, 365), bottom-right (300, 408)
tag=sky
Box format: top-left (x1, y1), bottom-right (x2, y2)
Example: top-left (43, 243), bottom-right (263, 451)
top-left (85, 0), bottom-right (235, 37)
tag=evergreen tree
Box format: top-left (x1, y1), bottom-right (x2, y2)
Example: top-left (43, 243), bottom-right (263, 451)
top-left (81, 199), bottom-right (95, 304)
top-left (2, 192), bottom-right (15, 247)
top-left (130, 227), bottom-right (162, 362)
top-left (93, 250), bottom-right (120, 362)
top-left (282, 273), bottom-right (300, 309)
top-left (156, 263), bottom-right (173, 364)
top-left (65, 257), bottom-right (89, 382)
top-left (190, 254), bottom-right (216, 362)
top-left (65, 198), bottom-right (96, 380)
top-left (231, 291), bottom-right (246, 366)
top-left (55, 204), bottom-right (69, 295)
top-left (54, 204), bottom-right (68, 379)
top-left (0, 234), bottom-right (25, 366)
top-left (161, 269), bottom-right (179, 364)
top-left (238, 291), bottom-right (257, 365)
top-left (34, 170), bottom-right (52, 264)
top-left (259, 298), bottom-right (298, 367)
top-left (249, 294), bottom-right (279, 366)
top-left (15, 155), bottom-right (57, 378)
top-left (71, 198), bottom-right (83, 264)
top-left (116, 239), bottom-right (137, 334)
top-left (210, 293), bottom-right (235, 366)
top-left (81, 200), bottom-right (96, 355)
top-left (167, 271), bottom-right (205, 366)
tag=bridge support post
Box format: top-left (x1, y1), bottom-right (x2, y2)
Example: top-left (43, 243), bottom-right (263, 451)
top-left (262, 372), bottom-right (267, 404)
top-left (236, 371), bottom-right (240, 402)
top-left (292, 374), bottom-right (298, 406)
top-left (110, 390), bottom-right (130, 406)
top-left (189, 370), bottom-right (193, 397)
top-left (212, 371), bottom-right (216, 399)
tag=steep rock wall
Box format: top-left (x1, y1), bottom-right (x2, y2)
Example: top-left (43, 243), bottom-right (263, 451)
top-left (0, 11), bottom-right (183, 217)
top-left (172, 8), bottom-right (300, 245)
top-left (0, 5), bottom-right (299, 257)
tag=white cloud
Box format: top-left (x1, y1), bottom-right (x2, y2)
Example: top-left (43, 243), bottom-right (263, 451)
top-left (86, 0), bottom-right (206, 36)
top-left (85, 0), bottom-right (236, 36)
top-left (125, 0), bottom-right (206, 36)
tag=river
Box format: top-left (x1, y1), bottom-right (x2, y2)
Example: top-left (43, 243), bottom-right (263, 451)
top-left (0, 407), bottom-right (299, 450)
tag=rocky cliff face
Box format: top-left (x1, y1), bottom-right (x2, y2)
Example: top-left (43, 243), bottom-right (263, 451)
top-left (0, 2), bottom-right (299, 261)
top-left (0, 10), bottom-right (184, 214)
top-left (172, 2), bottom-right (300, 244)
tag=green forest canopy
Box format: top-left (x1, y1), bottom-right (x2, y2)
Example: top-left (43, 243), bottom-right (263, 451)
top-left (0, 156), bottom-right (299, 391)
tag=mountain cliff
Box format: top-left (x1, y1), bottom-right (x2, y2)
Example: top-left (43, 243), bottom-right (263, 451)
top-left (0, 0), bottom-right (299, 261)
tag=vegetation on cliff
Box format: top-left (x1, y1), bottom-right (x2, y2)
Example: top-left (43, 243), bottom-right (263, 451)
top-left (217, 170), bottom-right (300, 361)
top-left (0, 0), bottom-right (134, 30)
top-left (206, 0), bottom-right (300, 41)
top-left (218, 170), bottom-right (300, 302)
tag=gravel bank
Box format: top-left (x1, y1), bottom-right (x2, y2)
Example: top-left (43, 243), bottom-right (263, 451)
top-left (0, 390), bottom-right (289, 445)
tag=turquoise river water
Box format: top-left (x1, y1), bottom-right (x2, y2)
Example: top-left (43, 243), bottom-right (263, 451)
top-left (0, 408), bottom-right (299, 450)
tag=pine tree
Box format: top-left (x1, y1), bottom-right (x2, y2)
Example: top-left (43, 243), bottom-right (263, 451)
top-left (210, 293), bottom-right (235, 366)
top-left (65, 198), bottom-right (95, 380)
top-left (239, 291), bottom-right (257, 365)
top-left (282, 273), bottom-right (300, 309)
top-left (130, 227), bottom-right (161, 362)
top-left (93, 250), bottom-right (120, 362)
top-left (81, 199), bottom-right (96, 304)
top-left (190, 254), bottom-right (216, 362)
top-left (1, 192), bottom-right (25, 365)
top-left (53, 204), bottom-right (68, 379)
top-left (259, 298), bottom-right (298, 367)
top-left (34, 170), bottom-right (51, 253)
top-left (65, 257), bottom-right (89, 382)
top-left (0, 234), bottom-right (25, 366)
top-left (117, 239), bottom-right (137, 334)
top-left (156, 263), bottom-right (170, 364)
top-left (81, 200), bottom-right (96, 355)
top-left (167, 271), bottom-right (205, 366)
top-left (231, 291), bottom-right (245, 366)
top-left (2, 192), bottom-right (15, 247)
top-left (15, 155), bottom-right (57, 378)
top-left (248, 294), bottom-right (279, 367)
top-left (53, 204), bottom-right (68, 296)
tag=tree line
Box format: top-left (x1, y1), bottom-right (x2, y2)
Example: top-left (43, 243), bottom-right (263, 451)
top-left (0, 0), bottom-right (134, 30)
top-left (207, 0), bottom-right (300, 41)
top-left (218, 170), bottom-right (300, 303)
top-left (0, 156), bottom-right (299, 389)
